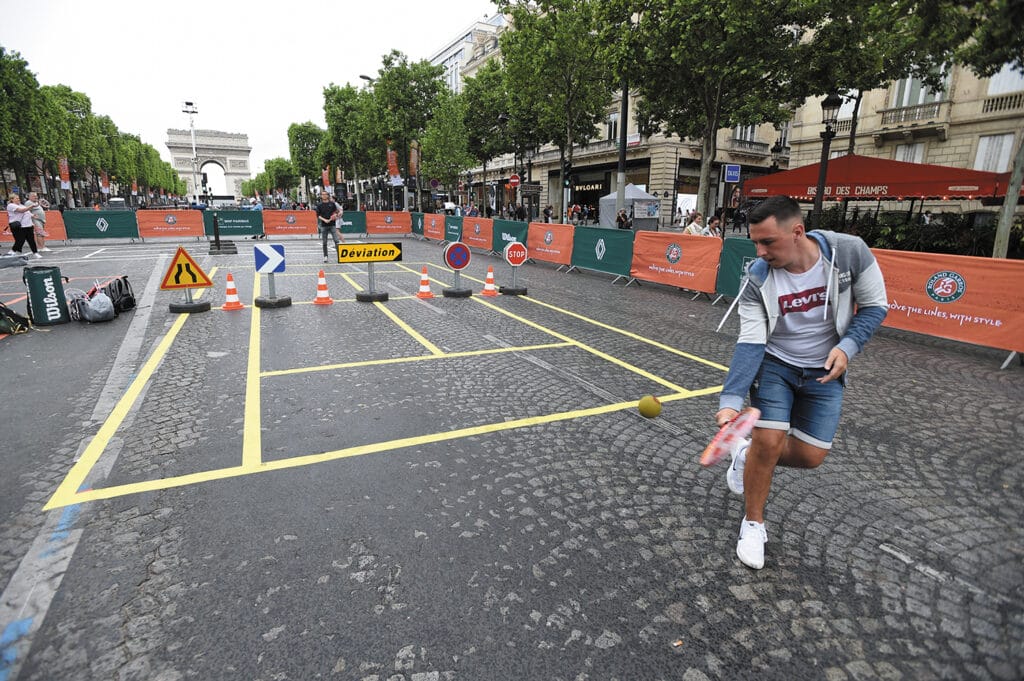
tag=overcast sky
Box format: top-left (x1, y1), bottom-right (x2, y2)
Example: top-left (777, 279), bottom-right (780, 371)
top-left (1, 0), bottom-right (498, 181)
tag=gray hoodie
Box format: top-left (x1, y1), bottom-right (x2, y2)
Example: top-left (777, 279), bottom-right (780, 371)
top-left (717, 230), bottom-right (888, 413)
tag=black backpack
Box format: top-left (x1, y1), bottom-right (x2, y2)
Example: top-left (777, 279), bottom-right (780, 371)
top-left (0, 301), bottom-right (31, 334)
top-left (89, 276), bottom-right (136, 314)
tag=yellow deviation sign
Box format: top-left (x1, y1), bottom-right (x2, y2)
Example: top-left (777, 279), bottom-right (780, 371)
top-left (336, 242), bottom-right (403, 264)
top-left (160, 246), bottom-right (213, 290)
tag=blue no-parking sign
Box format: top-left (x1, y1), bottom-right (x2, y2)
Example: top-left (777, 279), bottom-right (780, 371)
top-left (255, 244), bottom-right (286, 273)
top-left (724, 164), bottom-right (741, 183)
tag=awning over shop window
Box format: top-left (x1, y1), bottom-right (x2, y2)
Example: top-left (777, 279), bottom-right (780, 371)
top-left (742, 154), bottom-right (1021, 201)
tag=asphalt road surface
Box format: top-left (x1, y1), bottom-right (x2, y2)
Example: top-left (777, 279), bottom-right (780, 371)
top-left (1, 236), bottom-right (1021, 680)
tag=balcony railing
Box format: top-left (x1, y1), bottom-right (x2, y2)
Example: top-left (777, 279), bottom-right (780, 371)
top-left (728, 139), bottom-right (770, 155)
top-left (879, 101), bottom-right (944, 125)
top-left (833, 118), bottom-right (853, 135)
top-left (982, 91), bottom-right (1024, 114)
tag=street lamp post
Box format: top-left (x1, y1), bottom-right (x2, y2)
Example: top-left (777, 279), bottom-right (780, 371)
top-left (812, 93), bottom-right (843, 228)
top-left (182, 101), bottom-right (199, 204)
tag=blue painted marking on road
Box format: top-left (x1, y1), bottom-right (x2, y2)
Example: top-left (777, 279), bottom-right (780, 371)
top-left (48, 504), bottom-right (81, 544)
top-left (0, 617), bottom-right (33, 681)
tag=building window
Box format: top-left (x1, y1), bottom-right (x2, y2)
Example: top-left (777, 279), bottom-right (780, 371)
top-left (777, 121), bottom-right (790, 148)
top-left (733, 125), bottom-right (756, 142)
top-left (606, 112), bottom-right (619, 142)
top-left (891, 76), bottom-right (944, 108)
top-left (987, 63), bottom-right (1024, 95)
top-left (974, 133), bottom-right (1015, 172)
top-left (895, 142), bottom-right (924, 163)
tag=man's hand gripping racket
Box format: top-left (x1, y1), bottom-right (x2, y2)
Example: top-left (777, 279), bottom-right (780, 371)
top-left (699, 407), bottom-right (760, 467)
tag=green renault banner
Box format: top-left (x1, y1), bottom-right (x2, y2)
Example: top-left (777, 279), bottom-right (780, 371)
top-left (64, 210), bottom-right (139, 240)
top-left (410, 212), bottom-right (424, 236)
top-left (715, 237), bottom-right (757, 298)
top-left (204, 210), bottom-right (262, 237)
top-left (444, 215), bottom-right (462, 242)
top-left (338, 210), bottom-right (367, 234)
top-left (491, 219), bottom-right (528, 253)
top-left (570, 226), bottom-right (634, 276)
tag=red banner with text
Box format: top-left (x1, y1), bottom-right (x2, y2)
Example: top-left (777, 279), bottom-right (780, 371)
top-left (630, 232), bottom-right (722, 293)
top-left (527, 222), bottom-right (575, 266)
top-left (461, 217), bottom-right (494, 251)
top-left (366, 211), bottom-right (411, 235)
top-left (263, 210), bottom-right (317, 236)
top-left (872, 249), bottom-right (1024, 352)
top-left (137, 211), bottom-right (204, 239)
top-left (423, 214), bottom-right (445, 241)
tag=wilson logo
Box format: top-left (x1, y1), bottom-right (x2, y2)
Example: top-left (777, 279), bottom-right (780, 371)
top-left (779, 287), bottom-right (827, 315)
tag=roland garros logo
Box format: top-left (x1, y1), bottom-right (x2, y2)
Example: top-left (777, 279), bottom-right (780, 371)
top-left (544, 230), bottom-right (554, 245)
top-left (385, 215), bottom-right (394, 224)
top-left (665, 243), bottom-right (682, 264)
top-left (164, 214), bottom-right (177, 225)
top-left (285, 215), bottom-right (296, 224)
top-left (925, 270), bottom-right (966, 303)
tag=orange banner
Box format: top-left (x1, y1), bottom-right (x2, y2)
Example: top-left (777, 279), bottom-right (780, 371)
top-left (462, 217), bottom-right (494, 251)
top-left (137, 210), bottom-right (204, 239)
top-left (58, 158), bottom-right (70, 188)
top-left (424, 214), bottom-right (445, 241)
top-left (527, 222), bottom-right (575, 266)
top-left (387, 149), bottom-right (400, 178)
top-left (322, 168), bottom-right (330, 188)
top-left (872, 249), bottom-right (1024, 352)
top-left (1, 210), bottom-right (67, 242)
top-left (263, 210), bottom-right (317, 235)
top-left (630, 232), bottom-right (722, 292)
top-left (366, 211), bottom-right (411, 234)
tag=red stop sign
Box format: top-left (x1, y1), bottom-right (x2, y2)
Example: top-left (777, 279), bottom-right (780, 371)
top-left (508, 173), bottom-right (520, 188)
top-left (504, 241), bottom-right (528, 266)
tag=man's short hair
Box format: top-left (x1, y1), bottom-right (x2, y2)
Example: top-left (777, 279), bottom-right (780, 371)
top-left (748, 195), bottom-right (803, 226)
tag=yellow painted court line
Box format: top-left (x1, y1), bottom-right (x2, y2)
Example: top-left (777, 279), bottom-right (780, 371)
top-left (471, 297), bottom-right (694, 396)
top-left (261, 342), bottom-right (573, 378)
top-left (46, 385), bottom-right (722, 509)
top-left (374, 301), bottom-right (444, 355)
top-left (453, 271), bottom-right (729, 372)
top-left (43, 270), bottom-right (218, 511)
top-left (242, 274), bottom-right (262, 469)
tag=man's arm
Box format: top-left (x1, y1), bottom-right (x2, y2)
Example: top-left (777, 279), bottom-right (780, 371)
top-left (835, 242), bottom-right (888, 362)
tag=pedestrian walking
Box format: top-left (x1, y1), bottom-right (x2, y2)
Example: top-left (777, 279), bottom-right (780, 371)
top-left (715, 195), bottom-right (888, 570)
top-left (4, 193), bottom-right (41, 258)
top-left (316, 193), bottom-right (343, 263)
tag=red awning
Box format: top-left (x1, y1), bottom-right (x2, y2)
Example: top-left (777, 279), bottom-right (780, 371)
top-left (743, 154), bottom-right (1019, 201)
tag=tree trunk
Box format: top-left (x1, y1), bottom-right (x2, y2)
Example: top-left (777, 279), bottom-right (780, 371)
top-left (992, 135), bottom-right (1024, 258)
top-left (847, 90), bottom-right (863, 157)
top-left (697, 131), bottom-right (717, 219)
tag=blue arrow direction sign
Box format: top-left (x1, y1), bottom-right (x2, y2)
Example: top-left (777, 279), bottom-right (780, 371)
top-left (254, 244), bottom-right (286, 273)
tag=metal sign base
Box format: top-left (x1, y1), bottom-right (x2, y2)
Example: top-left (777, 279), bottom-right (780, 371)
top-left (356, 291), bottom-right (389, 302)
top-left (442, 288), bottom-right (472, 298)
top-left (169, 288), bottom-right (211, 313)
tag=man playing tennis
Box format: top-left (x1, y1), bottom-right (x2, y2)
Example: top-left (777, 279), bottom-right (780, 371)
top-left (715, 195), bottom-right (888, 569)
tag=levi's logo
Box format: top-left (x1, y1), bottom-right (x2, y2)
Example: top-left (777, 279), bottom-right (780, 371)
top-left (779, 286), bottom-right (827, 316)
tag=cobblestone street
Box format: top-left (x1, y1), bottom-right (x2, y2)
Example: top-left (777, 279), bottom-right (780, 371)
top-left (1, 237), bottom-right (1021, 680)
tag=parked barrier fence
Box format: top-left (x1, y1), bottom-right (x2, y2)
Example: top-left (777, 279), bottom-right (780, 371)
top-left (1, 210), bottom-right (67, 243)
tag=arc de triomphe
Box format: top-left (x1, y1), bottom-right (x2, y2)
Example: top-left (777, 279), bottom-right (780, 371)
top-left (166, 129), bottom-right (251, 199)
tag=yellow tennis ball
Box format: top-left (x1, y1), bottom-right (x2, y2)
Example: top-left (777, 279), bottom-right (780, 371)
top-left (638, 395), bottom-right (662, 418)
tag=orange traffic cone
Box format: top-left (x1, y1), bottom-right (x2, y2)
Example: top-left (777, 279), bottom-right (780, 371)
top-left (221, 273), bottom-right (245, 310)
top-left (313, 269), bottom-right (333, 305)
top-left (480, 266), bottom-right (498, 297)
top-left (416, 266), bottom-right (434, 299)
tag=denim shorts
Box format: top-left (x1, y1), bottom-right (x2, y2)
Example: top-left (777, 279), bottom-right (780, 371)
top-left (750, 354), bottom-right (845, 449)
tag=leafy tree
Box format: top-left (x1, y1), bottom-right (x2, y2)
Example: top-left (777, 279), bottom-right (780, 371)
top-left (917, 0), bottom-right (1024, 258)
top-left (794, 1), bottom-right (957, 156)
top-left (600, 0), bottom-right (806, 217)
top-left (499, 0), bottom-right (616, 216)
top-left (324, 83), bottom-right (387, 207)
top-left (420, 91), bottom-right (476, 202)
top-left (462, 60), bottom-right (514, 177)
top-left (264, 157), bottom-right (299, 194)
top-left (0, 46), bottom-right (44, 189)
top-left (287, 122), bottom-right (325, 200)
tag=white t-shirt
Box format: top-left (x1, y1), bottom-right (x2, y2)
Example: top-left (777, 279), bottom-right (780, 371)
top-left (765, 254), bottom-right (838, 367)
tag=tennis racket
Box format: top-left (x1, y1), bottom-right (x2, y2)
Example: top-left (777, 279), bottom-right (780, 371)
top-left (699, 407), bottom-right (760, 467)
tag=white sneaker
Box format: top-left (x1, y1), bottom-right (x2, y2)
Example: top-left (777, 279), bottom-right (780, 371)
top-left (736, 518), bottom-right (767, 569)
top-left (32, 252), bottom-right (43, 259)
top-left (726, 438), bottom-right (750, 496)
top-left (323, 256), bottom-right (329, 263)
top-left (39, 247), bottom-right (52, 252)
